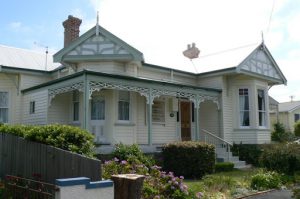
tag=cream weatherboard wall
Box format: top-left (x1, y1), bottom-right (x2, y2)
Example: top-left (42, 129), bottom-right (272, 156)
top-left (0, 73), bottom-right (21, 124)
top-left (22, 90), bottom-right (48, 125)
top-left (225, 75), bottom-right (270, 144)
top-left (47, 93), bottom-right (71, 124)
top-left (280, 108), bottom-right (300, 132)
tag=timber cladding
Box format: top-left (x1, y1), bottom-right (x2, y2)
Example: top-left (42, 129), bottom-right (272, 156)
top-left (0, 133), bottom-right (101, 183)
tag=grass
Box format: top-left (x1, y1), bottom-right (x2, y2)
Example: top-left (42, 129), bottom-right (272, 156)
top-left (185, 168), bottom-right (261, 199)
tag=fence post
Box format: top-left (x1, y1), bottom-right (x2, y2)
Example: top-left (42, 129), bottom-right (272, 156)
top-left (111, 174), bottom-right (145, 199)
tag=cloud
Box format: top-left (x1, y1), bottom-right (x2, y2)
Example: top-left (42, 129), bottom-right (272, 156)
top-left (8, 21), bottom-right (32, 33)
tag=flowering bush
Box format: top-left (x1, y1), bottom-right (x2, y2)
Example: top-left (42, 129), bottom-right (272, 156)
top-left (103, 144), bottom-right (204, 198)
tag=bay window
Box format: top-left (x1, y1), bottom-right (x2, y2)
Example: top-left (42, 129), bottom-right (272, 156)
top-left (257, 89), bottom-right (266, 127)
top-left (239, 88), bottom-right (250, 127)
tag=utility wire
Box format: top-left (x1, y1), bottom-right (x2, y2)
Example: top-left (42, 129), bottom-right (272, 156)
top-left (267, 0), bottom-right (276, 33)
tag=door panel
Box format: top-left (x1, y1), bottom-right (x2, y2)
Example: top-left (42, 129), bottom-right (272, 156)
top-left (181, 101), bottom-right (191, 141)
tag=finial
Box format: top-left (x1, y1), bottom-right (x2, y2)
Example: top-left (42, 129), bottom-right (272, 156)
top-left (96, 11), bottom-right (100, 36)
top-left (261, 31), bottom-right (264, 44)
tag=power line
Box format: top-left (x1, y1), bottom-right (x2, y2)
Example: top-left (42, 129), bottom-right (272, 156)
top-left (267, 0), bottom-right (276, 33)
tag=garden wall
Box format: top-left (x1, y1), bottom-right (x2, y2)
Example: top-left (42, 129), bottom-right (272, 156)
top-left (0, 133), bottom-right (101, 183)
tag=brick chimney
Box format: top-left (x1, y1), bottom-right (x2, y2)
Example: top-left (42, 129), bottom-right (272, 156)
top-left (63, 15), bottom-right (82, 47)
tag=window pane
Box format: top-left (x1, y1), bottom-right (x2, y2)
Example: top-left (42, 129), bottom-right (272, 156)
top-left (240, 111), bottom-right (250, 126)
top-left (295, 114), bottom-right (300, 122)
top-left (0, 108), bottom-right (8, 123)
top-left (73, 102), bottom-right (79, 121)
top-left (259, 112), bottom-right (266, 126)
top-left (118, 91), bottom-right (130, 121)
top-left (239, 89), bottom-right (250, 127)
top-left (0, 92), bottom-right (8, 107)
top-left (91, 96), bottom-right (105, 120)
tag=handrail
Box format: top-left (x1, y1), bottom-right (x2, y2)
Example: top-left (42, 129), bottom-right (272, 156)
top-left (201, 129), bottom-right (232, 146)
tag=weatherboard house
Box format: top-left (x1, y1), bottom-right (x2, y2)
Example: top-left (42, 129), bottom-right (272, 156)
top-left (0, 16), bottom-right (286, 154)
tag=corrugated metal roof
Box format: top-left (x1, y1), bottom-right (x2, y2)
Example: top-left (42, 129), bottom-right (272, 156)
top-left (278, 101), bottom-right (300, 112)
top-left (0, 45), bottom-right (60, 71)
top-left (174, 43), bottom-right (258, 73)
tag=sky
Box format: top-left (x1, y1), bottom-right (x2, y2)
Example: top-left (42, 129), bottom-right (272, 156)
top-left (1, 0), bottom-right (300, 103)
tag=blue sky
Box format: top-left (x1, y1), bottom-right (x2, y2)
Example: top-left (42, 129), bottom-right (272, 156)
top-left (1, 0), bottom-right (300, 102)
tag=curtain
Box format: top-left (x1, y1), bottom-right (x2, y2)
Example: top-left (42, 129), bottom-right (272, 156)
top-left (91, 96), bottom-right (105, 120)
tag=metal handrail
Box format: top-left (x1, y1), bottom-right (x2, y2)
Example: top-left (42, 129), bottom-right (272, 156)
top-left (201, 129), bottom-right (232, 146)
top-left (201, 129), bottom-right (232, 162)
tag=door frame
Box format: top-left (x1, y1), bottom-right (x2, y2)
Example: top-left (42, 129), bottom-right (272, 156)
top-left (179, 99), bottom-right (193, 141)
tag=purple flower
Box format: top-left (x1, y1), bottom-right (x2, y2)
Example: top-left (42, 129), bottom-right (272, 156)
top-left (114, 157), bottom-right (119, 162)
top-left (154, 196), bottom-right (160, 199)
top-left (196, 192), bottom-right (204, 198)
top-left (121, 160), bottom-right (127, 165)
top-left (180, 176), bottom-right (184, 180)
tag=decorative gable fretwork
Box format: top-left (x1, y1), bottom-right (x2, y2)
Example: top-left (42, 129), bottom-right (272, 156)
top-left (67, 35), bottom-right (130, 56)
top-left (240, 49), bottom-right (281, 80)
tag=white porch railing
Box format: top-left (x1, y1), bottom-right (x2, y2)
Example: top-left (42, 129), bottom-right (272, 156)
top-left (201, 129), bottom-right (233, 162)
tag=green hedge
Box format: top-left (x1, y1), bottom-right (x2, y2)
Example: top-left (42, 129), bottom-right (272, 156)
top-left (259, 143), bottom-right (300, 175)
top-left (162, 141), bottom-right (215, 178)
top-left (215, 162), bottom-right (234, 172)
top-left (231, 144), bottom-right (266, 166)
top-left (0, 124), bottom-right (95, 157)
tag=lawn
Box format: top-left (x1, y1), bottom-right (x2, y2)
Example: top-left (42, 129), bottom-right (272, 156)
top-left (185, 168), bottom-right (262, 199)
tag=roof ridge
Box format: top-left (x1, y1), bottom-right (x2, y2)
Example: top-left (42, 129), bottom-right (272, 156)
top-left (0, 44), bottom-right (55, 55)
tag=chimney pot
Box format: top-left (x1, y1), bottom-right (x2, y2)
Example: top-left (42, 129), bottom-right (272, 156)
top-left (63, 15), bottom-right (82, 47)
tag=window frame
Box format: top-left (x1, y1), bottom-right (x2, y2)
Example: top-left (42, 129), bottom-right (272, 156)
top-left (0, 91), bottom-right (9, 123)
top-left (295, 114), bottom-right (300, 123)
top-left (238, 88), bottom-right (250, 128)
top-left (29, 101), bottom-right (35, 114)
top-left (91, 95), bottom-right (105, 121)
top-left (72, 91), bottom-right (80, 122)
top-left (118, 91), bottom-right (130, 121)
top-left (152, 98), bottom-right (166, 124)
top-left (257, 89), bottom-right (267, 127)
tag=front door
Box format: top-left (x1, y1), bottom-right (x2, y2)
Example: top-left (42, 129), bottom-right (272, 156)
top-left (181, 101), bottom-right (191, 141)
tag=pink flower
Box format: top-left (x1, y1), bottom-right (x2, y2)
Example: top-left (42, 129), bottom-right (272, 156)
top-left (196, 192), bottom-right (204, 198)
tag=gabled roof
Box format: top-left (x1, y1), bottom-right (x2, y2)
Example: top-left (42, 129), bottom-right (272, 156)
top-left (0, 45), bottom-right (60, 71)
top-left (194, 42), bottom-right (287, 85)
top-left (279, 101), bottom-right (300, 112)
top-left (53, 26), bottom-right (144, 63)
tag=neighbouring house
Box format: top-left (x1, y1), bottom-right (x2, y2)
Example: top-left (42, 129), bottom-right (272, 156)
top-left (271, 100), bottom-right (300, 132)
top-left (269, 96), bottom-right (279, 129)
top-left (0, 15), bottom-right (287, 156)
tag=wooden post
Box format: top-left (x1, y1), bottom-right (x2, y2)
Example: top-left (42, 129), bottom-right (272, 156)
top-left (111, 174), bottom-right (145, 199)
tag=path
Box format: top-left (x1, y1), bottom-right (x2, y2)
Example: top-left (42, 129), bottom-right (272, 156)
top-left (246, 189), bottom-right (293, 199)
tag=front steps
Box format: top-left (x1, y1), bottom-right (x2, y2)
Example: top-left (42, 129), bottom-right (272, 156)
top-left (216, 147), bottom-right (249, 169)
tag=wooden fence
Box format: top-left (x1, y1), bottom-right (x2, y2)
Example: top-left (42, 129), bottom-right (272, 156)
top-left (0, 133), bottom-right (101, 184)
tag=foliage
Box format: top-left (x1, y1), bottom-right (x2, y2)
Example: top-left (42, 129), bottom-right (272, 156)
top-left (0, 124), bottom-right (95, 157)
top-left (272, 122), bottom-right (294, 142)
top-left (293, 187), bottom-right (300, 199)
top-left (295, 121), bottom-right (300, 137)
top-left (103, 144), bottom-right (203, 199)
top-left (112, 143), bottom-right (154, 167)
top-left (231, 143), bottom-right (265, 166)
top-left (185, 169), bottom-right (261, 199)
top-left (259, 143), bottom-right (300, 175)
top-left (250, 170), bottom-right (282, 191)
top-left (162, 141), bottom-right (215, 178)
top-left (215, 162), bottom-right (234, 173)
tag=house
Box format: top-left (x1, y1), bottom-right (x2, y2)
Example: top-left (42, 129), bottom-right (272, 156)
top-left (269, 96), bottom-right (279, 129)
top-left (0, 15), bottom-right (287, 155)
top-left (271, 100), bottom-right (300, 132)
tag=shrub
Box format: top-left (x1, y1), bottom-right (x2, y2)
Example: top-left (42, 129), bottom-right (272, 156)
top-left (295, 121), bottom-right (300, 137)
top-left (215, 162), bottom-right (234, 173)
top-left (231, 144), bottom-right (265, 166)
top-left (162, 141), bottom-right (215, 178)
top-left (0, 124), bottom-right (95, 157)
top-left (202, 175), bottom-right (238, 192)
top-left (272, 122), bottom-right (294, 142)
top-left (112, 143), bottom-right (154, 167)
top-left (259, 143), bottom-right (300, 175)
top-left (250, 170), bottom-right (282, 191)
top-left (103, 144), bottom-right (200, 199)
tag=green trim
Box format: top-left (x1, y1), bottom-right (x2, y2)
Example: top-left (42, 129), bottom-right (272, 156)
top-left (0, 65), bottom-right (52, 75)
top-left (21, 71), bottom-right (85, 93)
top-left (54, 26), bottom-right (144, 63)
top-left (22, 70), bottom-right (222, 94)
top-left (196, 67), bottom-right (237, 77)
top-left (63, 54), bottom-right (133, 62)
top-left (239, 69), bottom-right (285, 84)
top-left (143, 62), bottom-right (196, 75)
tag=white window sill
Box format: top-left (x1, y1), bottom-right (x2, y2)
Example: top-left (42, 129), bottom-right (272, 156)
top-left (114, 122), bottom-right (135, 126)
top-left (234, 128), bottom-right (271, 131)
